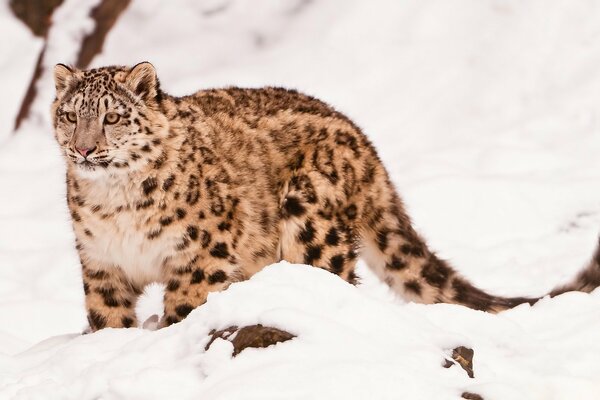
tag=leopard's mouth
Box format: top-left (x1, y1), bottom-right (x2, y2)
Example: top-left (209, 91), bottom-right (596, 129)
top-left (76, 159), bottom-right (111, 170)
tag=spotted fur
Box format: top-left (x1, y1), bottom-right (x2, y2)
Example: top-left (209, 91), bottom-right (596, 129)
top-left (51, 62), bottom-right (600, 330)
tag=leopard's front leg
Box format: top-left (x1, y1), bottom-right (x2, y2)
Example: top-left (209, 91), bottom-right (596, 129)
top-left (82, 261), bottom-right (141, 331)
top-left (160, 245), bottom-right (244, 327)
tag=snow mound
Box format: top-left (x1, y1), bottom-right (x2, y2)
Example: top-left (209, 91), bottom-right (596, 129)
top-left (2, 263), bottom-right (600, 399)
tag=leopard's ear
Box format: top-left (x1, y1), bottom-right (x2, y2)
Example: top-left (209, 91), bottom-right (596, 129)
top-left (53, 64), bottom-right (77, 97)
top-left (126, 62), bottom-right (158, 103)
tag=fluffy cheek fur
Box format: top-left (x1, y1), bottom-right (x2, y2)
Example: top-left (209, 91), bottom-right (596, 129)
top-left (107, 113), bottom-right (171, 172)
top-left (56, 125), bottom-right (76, 154)
top-left (52, 112), bottom-right (75, 149)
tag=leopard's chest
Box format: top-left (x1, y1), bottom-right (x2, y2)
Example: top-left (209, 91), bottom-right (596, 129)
top-left (75, 178), bottom-right (182, 286)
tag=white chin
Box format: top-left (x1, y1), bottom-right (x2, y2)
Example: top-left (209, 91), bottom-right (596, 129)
top-left (74, 163), bottom-right (109, 179)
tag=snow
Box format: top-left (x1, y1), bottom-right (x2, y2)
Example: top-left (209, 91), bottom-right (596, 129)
top-left (3, 264), bottom-right (600, 399)
top-left (1, 0), bottom-right (600, 398)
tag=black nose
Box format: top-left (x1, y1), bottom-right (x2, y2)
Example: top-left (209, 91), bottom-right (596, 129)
top-left (76, 146), bottom-right (97, 158)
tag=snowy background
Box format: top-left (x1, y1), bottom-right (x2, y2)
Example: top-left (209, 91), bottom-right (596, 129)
top-left (1, 0), bottom-right (600, 398)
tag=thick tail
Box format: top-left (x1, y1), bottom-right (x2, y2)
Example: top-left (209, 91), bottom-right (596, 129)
top-left (549, 238), bottom-right (600, 296)
top-left (359, 189), bottom-right (599, 312)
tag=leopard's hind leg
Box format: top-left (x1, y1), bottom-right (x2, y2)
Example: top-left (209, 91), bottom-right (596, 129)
top-left (278, 171), bottom-right (360, 284)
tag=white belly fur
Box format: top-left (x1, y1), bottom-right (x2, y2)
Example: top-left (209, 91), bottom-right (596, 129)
top-left (83, 211), bottom-right (171, 287)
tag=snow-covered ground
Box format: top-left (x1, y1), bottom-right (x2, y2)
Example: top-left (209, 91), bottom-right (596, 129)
top-left (1, 0), bottom-right (600, 398)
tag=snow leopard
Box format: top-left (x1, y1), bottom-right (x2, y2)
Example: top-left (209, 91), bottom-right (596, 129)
top-left (51, 62), bottom-right (600, 331)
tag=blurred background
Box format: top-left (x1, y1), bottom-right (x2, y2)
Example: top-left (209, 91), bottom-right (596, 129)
top-left (1, 0), bottom-right (599, 354)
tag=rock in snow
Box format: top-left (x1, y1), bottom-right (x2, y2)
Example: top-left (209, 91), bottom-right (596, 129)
top-left (205, 324), bottom-right (296, 357)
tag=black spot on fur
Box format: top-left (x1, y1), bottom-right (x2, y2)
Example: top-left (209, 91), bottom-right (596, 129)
top-left (313, 145), bottom-right (339, 184)
top-left (162, 175), bottom-right (175, 191)
top-left (401, 243), bottom-right (425, 258)
top-left (187, 225), bottom-right (199, 240)
top-left (136, 198), bottom-right (155, 210)
top-left (376, 229), bottom-right (388, 251)
top-left (318, 207), bottom-right (334, 220)
top-left (72, 195), bottom-right (85, 207)
top-left (175, 304), bottom-right (194, 318)
top-left (200, 230), bottom-right (211, 248)
top-left (210, 201), bottom-right (225, 216)
top-left (166, 279), bottom-right (180, 292)
top-left (298, 220), bottom-right (316, 243)
top-left (290, 175), bottom-right (317, 204)
top-left (141, 177), bottom-right (158, 196)
top-left (283, 196), bottom-right (306, 217)
top-left (186, 175), bottom-right (200, 206)
top-left (386, 255), bottom-right (406, 270)
top-left (175, 266), bottom-right (191, 279)
top-left (147, 228), bottom-right (162, 239)
top-left (176, 208), bottom-right (186, 219)
top-left (71, 210), bottom-right (81, 222)
top-left (86, 269), bottom-right (108, 280)
top-left (346, 270), bottom-right (358, 285)
top-left (159, 216), bottom-right (173, 226)
top-left (190, 269), bottom-right (205, 284)
top-left (121, 316), bottom-right (134, 328)
top-left (88, 309), bottom-right (106, 330)
top-left (141, 144), bottom-right (151, 152)
top-left (210, 242), bottom-right (229, 258)
top-left (421, 257), bottom-right (452, 288)
top-left (404, 280), bottom-right (422, 296)
top-left (325, 227), bottom-right (340, 246)
top-left (186, 190), bottom-right (200, 205)
top-left (165, 315), bottom-right (179, 326)
top-left (176, 237), bottom-right (190, 251)
top-left (153, 151), bottom-right (167, 169)
top-left (304, 245), bottom-right (322, 265)
top-left (347, 249), bottom-right (358, 260)
top-left (97, 287), bottom-right (119, 308)
top-left (218, 221), bottom-right (231, 231)
top-left (83, 282), bottom-right (90, 295)
top-left (329, 254), bottom-right (345, 274)
top-left (344, 204), bottom-right (358, 220)
top-left (362, 161), bottom-right (376, 184)
top-left (208, 270), bottom-right (228, 284)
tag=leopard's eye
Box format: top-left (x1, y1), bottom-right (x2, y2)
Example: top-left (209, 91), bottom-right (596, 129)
top-left (104, 112), bottom-right (120, 125)
top-left (66, 112), bottom-right (77, 123)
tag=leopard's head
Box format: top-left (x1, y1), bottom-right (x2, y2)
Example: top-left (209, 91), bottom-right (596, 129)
top-left (51, 62), bottom-right (169, 178)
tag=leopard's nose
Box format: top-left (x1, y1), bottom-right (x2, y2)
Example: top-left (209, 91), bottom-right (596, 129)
top-left (76, 146), bottom-right (96, 157)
